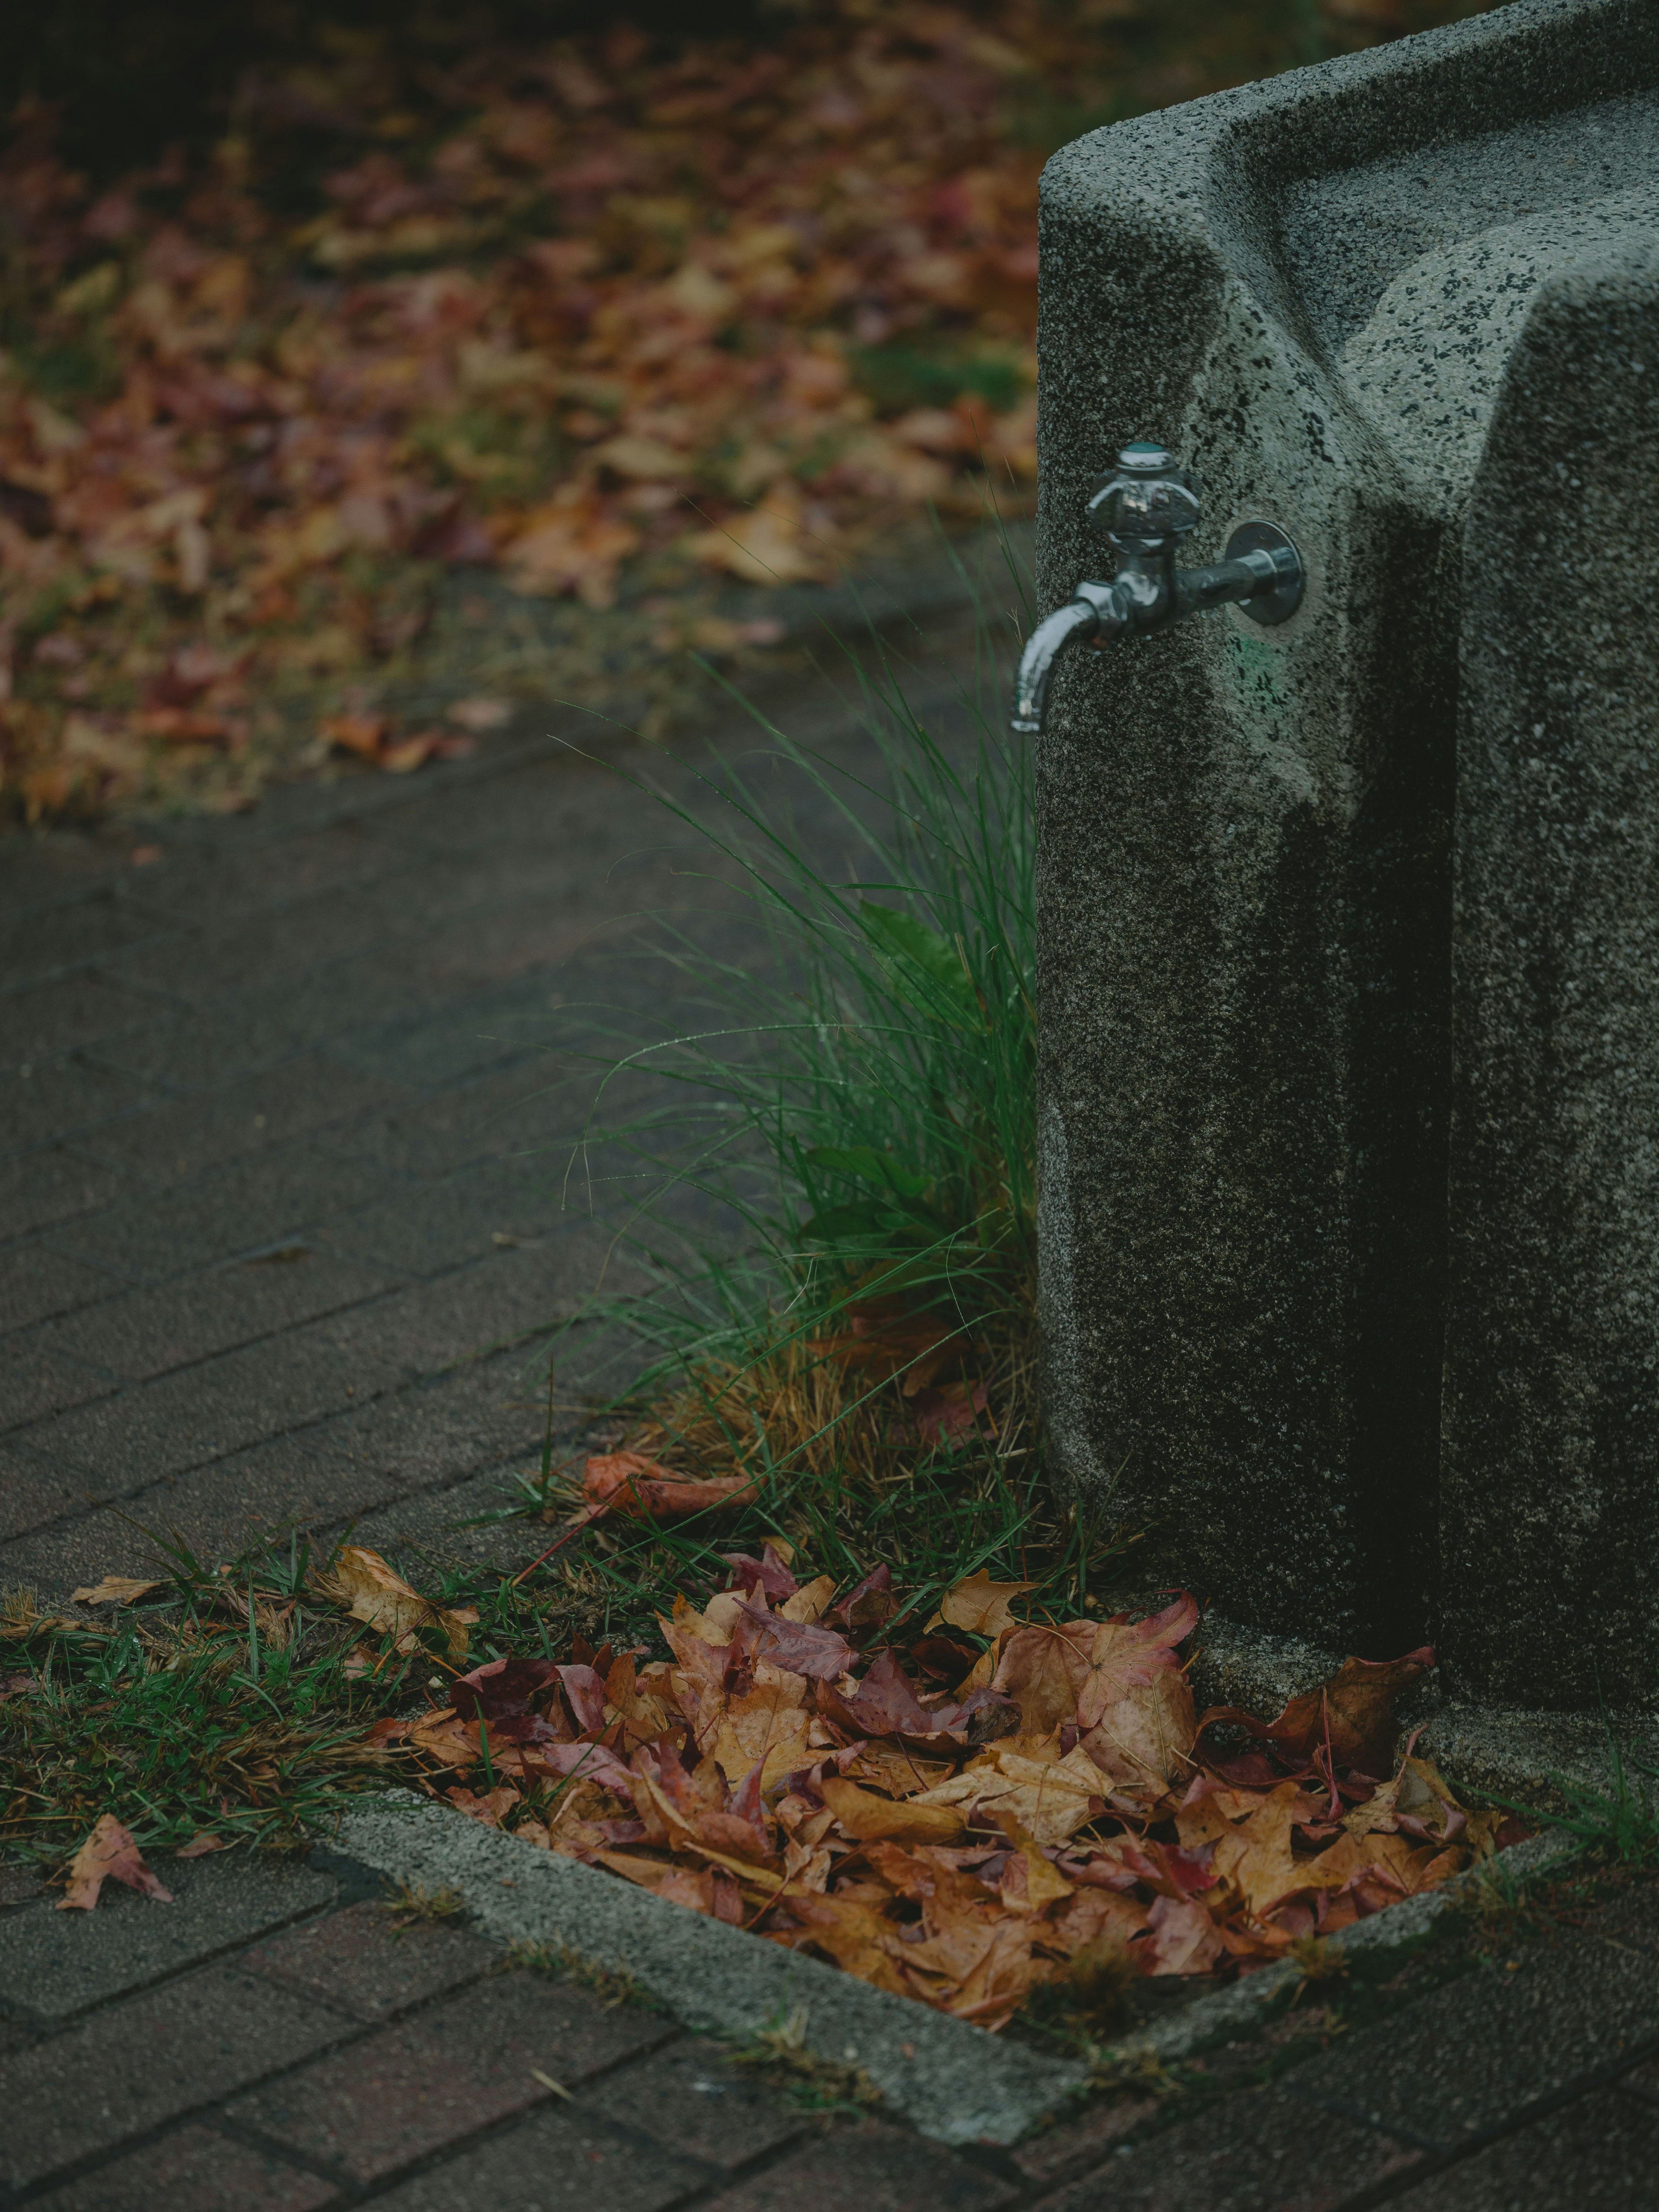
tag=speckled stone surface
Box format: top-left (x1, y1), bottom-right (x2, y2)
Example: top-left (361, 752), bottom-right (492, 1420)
top-left (1443, 255), bottom-right (1659, 1707)
top-left (1032, 0), bottom-right (1659, 1686)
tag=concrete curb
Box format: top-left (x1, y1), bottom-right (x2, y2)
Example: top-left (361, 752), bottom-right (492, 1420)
top-left (328, 1787), bottom-right (1580, 2144)
top-left (329, 1791), bottom-right (1087, 2147)
top-left (1097, 1826), bottom-right (1582, 2072)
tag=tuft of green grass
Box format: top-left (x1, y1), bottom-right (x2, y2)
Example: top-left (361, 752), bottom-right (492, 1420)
top-left (0, 1520), bottom-right (609, 1865)
top-left (1482, 1689), bottom-right (1659, 1868)
top-left (505, 1938), bottom-right (657, 2012)
top-left (383, 1880), bottom-right (465, 1929)
top-left (535, 517), bottom-right (1040, 1512)
top-left (725, 2003), bottom-right (883, 2116)
top-left (1019, 1937), bottom-right (1141, 2052)
top-left (481, 518), bottom-right (1156, 1630)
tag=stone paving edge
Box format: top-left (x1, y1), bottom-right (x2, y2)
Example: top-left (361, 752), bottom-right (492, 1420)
top-left (1098, 1827), bottom-right (1583, 2074)
top-left (326, 1790), bottom-right (1088, 2149)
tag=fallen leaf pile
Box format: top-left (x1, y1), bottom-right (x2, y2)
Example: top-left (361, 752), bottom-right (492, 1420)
top-left (0, 2), bottom-right (1466, 822)
top-left (368, 1542), bottom-right (1523, 2030)
top-left (0, 6), bottom-right (1057, 823)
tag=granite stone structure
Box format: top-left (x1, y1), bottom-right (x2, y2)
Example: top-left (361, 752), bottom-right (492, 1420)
top-left (1033, 0), bottom-right (1659, 1710)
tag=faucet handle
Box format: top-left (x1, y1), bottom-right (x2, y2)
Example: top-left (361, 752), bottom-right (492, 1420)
top-left (1087, 442), bottom-right (1201, 543)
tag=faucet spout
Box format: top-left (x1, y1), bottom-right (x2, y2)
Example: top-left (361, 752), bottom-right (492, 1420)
top-left (1010, 580), bottom-right (1126, 734)
top-left (1007, 442), bottom-right (1305, 737)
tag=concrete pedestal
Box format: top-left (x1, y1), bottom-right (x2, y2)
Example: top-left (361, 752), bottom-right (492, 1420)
top-left (1035, 0), bottom-right (1659, 1705)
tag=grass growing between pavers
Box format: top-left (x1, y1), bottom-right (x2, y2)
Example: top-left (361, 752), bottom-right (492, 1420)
top-left (0, 581), bottom-right (1536, 2066)
top-left (1009, 1852), bottom-right (1659, 2173)
top-left (514, 553), bottom-right (1044, 1543)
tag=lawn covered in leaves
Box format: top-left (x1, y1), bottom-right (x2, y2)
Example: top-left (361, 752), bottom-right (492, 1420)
top-left (3, 1491), bottom-right (1522, 2047)
top-left (0, 0), bottom-right (1487, 820)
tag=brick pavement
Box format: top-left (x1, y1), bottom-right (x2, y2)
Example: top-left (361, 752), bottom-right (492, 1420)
top-left (1, 663), bottom-right (931, 1595)
top-left (3, 650), bottom-right (1656, 2206)
top-left (1, 1840), bottom-right (1657, 2207)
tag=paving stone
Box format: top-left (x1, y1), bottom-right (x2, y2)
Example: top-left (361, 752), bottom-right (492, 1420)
top-left (1009, 2091), bottom-right (1157, 2186)
top-left (79, 1057), bottom-right (410, 1178)
top-left (0, 1964), bottom-right (344, 2190)
top-left (0, 891), bottom-right (174, 987)
top-left (1286, 1928), bottom-right (1659, 2150)
top-left (0, 1360), bottom-right (546, 1587)
top-left (117, 819), bottom-right (414, 921)
top-left (310, 1249), bottom-right (570, 1382)
top-left (0, 1335), bottom-right (116, 1431)
top-left (1030, 2084), bottom-right (1423, 2211)
top-left (0, 1056), bottom-right (155, 1159)
top-left (0, 1244), bottom-right (127, 1335)
top-left (579, 2036), bottom-right (801, 2172)
top-left (0, 1441), bottom-right (108, 1543)
top-left (0, 1437), bottom-right (411, 1591)
top-left (0, 972), bottom-right (161, 1071)
top-left (41, 1251), bottom-right (398, 1383)
top-left (314, 1061), bottom-right (582, 1178)
top-left (86, 1006), bottom-right (303, 1091)
top-left (1568, 1871), bottom-right (1659, 1958)
top-left (44, 1141), bottom-right (406, 1282)
top-left (0, 1863), bottom-right (49, 1910)
top-left (1389, 2085), bottom-right (1659, 2209)
top-left (243, 1898), bottom-right (494, 2022)
top-left (229, 1970), bottom-right (670, 2184)
top-left (362, 761), bottom-right (620, 859)
top-left (0, 1144), bottom-right (129, 1240)
top-left (0, 838), bottom-right (130, 919)
top-left (0, 1850), bottom-right (337, 2023)
top-left (18, 1315), bottom-right (420, 1487)
top-left (101, 882), bottom-right (414, 1003)
top-left (217, 1339), bottom-right (543, 1492)
top-left (343, 1466), bottom-right (552, 1579)
top-left (319, 1157), bottom-right (572, 1276)
top-left (28, 2122), bottom-right (340, 2212)
top-left (702, 2118), bottom-right (1015, 2212)
top-left (368, 2103), bottom-right (708, 2212)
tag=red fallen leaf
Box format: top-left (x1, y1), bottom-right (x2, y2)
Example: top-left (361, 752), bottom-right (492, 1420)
top-left (812, 1298), bottom-right (970, 1392)
top-left (175, 1833), bottom-right (229, 1858)
top-left (738, 1603), bottom-right (859, 1682)
top-left (451, 1656), bottom-right (559, 1721)
top-left (1111, 1837), bottom-right (1217, 1901)
top-left (556, 1662), bottom-right (610, 1734)
top-left (382, 729), bottom-right (475, 774)
top-left (909, 1379), bottom-right (989, 1448)
top-left (721, 1543), bottom-right (798, 1604)
top-left (529, 1739), bottom-right (636, 1795)
top-left (59, 1815), bottom-right (175, 1911)
top-left (908, 1634), bottom-right (979, 1684)
top-left (136, 707), bottom-right (241, 747)
top-left (448, 1784), bottom-right (523, 1828)
top-left (1196, 1648), bottom-right (1436, 1780)
top-left (320, 712), bottom-right (388, 760)
top-left (830, 1561), bottom-right (899, 1632)
top-left (584, 1452), bottom-right (757, 1520)
top-left (1138, 1893), bottom-right (1224, 1976)
top-left (0, 1673), bottom-right (35, 1704)
top-left (833, 1648), bottom-right (971, 1739)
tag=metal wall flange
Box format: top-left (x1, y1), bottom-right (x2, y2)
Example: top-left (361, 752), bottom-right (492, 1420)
top-left (1225, 521), bottom-right (1305, 625)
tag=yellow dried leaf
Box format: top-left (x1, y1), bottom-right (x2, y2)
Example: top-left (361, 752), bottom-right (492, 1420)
top-left (71, 1576), bottom-right (163, 1607)
top-left (927, 1567), bottom-right (1038, 1638)
top-left (321, 1546), bottom-right (473, 1658)
top-left (819, 1776), bottom-right (966, 1844)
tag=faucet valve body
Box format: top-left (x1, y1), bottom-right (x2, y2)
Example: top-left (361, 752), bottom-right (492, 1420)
top-left (1011, 444), bottom-right (1303, 734)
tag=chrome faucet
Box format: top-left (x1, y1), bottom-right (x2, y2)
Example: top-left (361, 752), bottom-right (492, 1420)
top-left (1010, 443), bottom-right (1304, 734)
